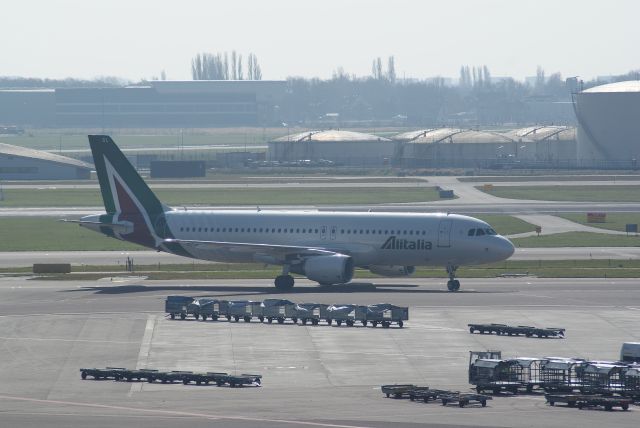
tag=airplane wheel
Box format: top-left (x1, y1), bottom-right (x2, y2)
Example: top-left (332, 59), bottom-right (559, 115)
top-left (275, 275), bottom-right (294, 290)
top-left (447, 280), bottom-right (460, 292)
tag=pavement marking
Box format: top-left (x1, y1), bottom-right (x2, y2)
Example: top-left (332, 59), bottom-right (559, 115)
top-left (0, 336), bottom-right (138, 344)
top-left (0, 394), bottom-right (376, 428)
top-left (129, 314), bottom-right (157, 396)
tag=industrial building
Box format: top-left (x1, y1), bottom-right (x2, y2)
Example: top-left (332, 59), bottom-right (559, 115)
top-left (392, 128), bottom-right (519, 168)
top-left (504, 126), bottom-right (577, 166)
top-left (267, 130), bottom-right (394, 166)
top-left (0, 142), bottom-right (92, 180)
top-left (575, 81), bottom-right (640, 167)
top-left (0, 80), bottom-right (286, 128)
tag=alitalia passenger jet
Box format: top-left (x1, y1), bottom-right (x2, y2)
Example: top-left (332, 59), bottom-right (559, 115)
top-left (74, 135), bottom-right (514, 292)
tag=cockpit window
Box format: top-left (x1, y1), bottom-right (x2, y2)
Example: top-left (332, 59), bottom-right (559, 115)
top-left (468, 229), bottom-right (475, 236)
top-left (475, 228), bottom-right (485, 236)
top-left (485, 228), bottom-right (497, 235)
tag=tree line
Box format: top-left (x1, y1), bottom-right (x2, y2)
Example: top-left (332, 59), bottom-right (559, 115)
top-left (191, 51), bottom-right (262, 80)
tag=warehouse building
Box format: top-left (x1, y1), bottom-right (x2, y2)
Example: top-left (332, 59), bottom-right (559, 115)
top-left (267, 130), bottom-right (394, 166)
top-left (574, 81), bottom-right (640, 167)
top-left (0, 80), bottom-right (286, 128)
top-left (0, 143), bottom-right (92, 180)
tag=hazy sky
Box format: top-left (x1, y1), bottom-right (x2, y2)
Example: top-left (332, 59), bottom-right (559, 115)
top-left (2, 0), bottom-right (639, 82)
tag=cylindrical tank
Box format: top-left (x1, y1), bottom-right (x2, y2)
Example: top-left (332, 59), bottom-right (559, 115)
top-left (575, 81), bottom-right (640, 167)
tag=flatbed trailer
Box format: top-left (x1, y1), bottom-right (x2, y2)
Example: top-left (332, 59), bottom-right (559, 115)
top-left (546, 394), bottom-right (631, 411)
top-left (147, 370), bottom-right (193, 383)
top-left (80, 367), bottom-right (127, 380)
top-left (216, 374), bottom-right (262, 387)
top-left (468, 323), bottom-right (564, 338)
top-left (116, 369), bottom-right (159, 382)
top-left (440, 392), bottom-right (492, 407)
top-left (381, 384), bottom-right (416, 399)
top-left (409, 388), bottom-right (452, 403)
top-left (181, 372), bottom-right (228, 385)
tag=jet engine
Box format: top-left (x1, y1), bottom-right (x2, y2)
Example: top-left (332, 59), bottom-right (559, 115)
top-left (303, 254), bottom-right (354, 285)
top-left (369, 265), bottom-right (415, 277)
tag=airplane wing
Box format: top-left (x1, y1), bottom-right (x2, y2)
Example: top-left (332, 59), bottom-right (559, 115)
top-left (162, 238), bottom-right (343, 264)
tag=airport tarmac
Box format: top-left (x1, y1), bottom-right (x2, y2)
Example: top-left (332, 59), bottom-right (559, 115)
top-left (0, 276), bottom-right (638, 428)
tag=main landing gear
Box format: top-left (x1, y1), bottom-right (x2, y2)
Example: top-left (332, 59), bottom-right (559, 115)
top-left (274, 266), bottom-right (295, 290)
top-left (446, 264), bottom-right (460, 292)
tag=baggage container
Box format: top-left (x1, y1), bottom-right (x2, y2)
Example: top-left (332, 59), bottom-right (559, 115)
top-left (540, 358), bottom-right (587, 393)
top-left (192, 298), bottom-right (229, 321)
top-left (227, 300), bottom-right (262, 322)
top-left (366, 303), bottom-right (408, 328)
top-left (327, 304), bottom-right (367, 326)
top-left (165, 295), bottom-right (195, 320)
top-left (296, 303), bottom-right (330, 325)
top-left (261, 299), bottom-right (298, 324)
top-left (581, 363), bottom-right (626, 395)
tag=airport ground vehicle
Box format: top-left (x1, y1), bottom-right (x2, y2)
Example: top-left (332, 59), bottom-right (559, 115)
top-left (165, 295), bottom-right (194, 320)
top-left (227, 300), bottom-right (263, 322)
top-left (261, 299), bottom-right (298, 324)
top-left (545, 394), bottom-right (631, 411)
top-left (620, 342), bottom-right (640, 362)
top-left (79, 367), bottom-right (127, 380)
top-left (440, 392), bottom-right (492, 407)
top-left (327, 304), bottom-right (368, 326)
top-left (366, 303), bottom-right (409, 328)
top-left (467, 323), bottom-right (565, 338)
top-left (469, 359), bottom-right (522, 394)
top-left (296, 303), bottom-right (330, 325)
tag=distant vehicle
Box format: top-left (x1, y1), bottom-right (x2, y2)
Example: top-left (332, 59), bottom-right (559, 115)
top-left (70, 135), bottom-right (514, 292)
top-left (620, 342), bottom-right (640, 362)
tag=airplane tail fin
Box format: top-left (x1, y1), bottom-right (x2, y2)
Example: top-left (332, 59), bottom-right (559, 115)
top-left (89, 135), bottom-right (166, 217)
top-left (88, 135), bottom-right (169, 248)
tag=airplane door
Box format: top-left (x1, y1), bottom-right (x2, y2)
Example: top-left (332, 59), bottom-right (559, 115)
top-left (437, 219), bottom-right (452, 248)
top-left (330, 225), bottom-right (337, 240)
top-left (321, 225), bottom-right (327, 240)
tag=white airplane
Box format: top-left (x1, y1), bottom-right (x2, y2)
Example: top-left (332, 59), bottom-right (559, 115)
top-left (74, 135), bottom-right (514, 292)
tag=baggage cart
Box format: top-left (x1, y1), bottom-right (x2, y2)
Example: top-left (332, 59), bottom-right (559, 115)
top-left (546, 394), bottom-right (631, 411)
top-left (469, 359), bottom-right (521, 394)
top-left (181, 372), bottom-right (228, 385)
top-left (227, 300), bottom-right (262, 323)
top-left (622, 367), bottom-right (640, 399)
top-left (147, 370), bottom-right (193, 384)
top-left (216, 374), bottom-right (262, 387)
top-left (261, 299), bottom-right (298, 324)
top-left (296, 303), bottom-right (330, 325)
top-left (540, 358), bottom-right (587, 393)
top-left (366, 303), bottom-right (409, 328)
top-left (468, 323), bottom-right (508, 335)
top-left (468, 324), bottom-right (565, 338)
top-left (165, 295), bottom-right (194, 320)
top-left (581, 363), bottom-right (626, 395)
top-left (193, 299), bottom-right (229, 321)
top-left (409, 388), bottom-right (449, 403)
top-left (117, 368), bottom-right (159, 382)
top-left (381, 384), bottom-right (416, 399)
top-left (440, 392), bottom-right (492, 407)
top-left (510, 358), bottom-right (545, 392)
top-left (327, 304), bottom-right (367, 326)
top-left (80, 367), bottom-right (127, 380)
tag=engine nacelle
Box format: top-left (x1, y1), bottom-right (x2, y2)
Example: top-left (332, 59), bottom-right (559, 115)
top-left (303, 254), bottom-right (354, 285)
top-left (369, 265), bottom-right (415, 277)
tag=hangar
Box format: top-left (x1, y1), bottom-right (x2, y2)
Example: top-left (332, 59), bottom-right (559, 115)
top-left (504, 126), bottom-right (577, 166)
top-left (0, 142), bottom-right (92, 180)
top-left (267, 130), bottom-right (394, 166)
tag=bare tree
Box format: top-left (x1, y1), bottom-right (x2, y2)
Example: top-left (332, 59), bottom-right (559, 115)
top-left (386, 56), bottom-right (396, 83)
top-left (371, 57), bottom-right (383, 80)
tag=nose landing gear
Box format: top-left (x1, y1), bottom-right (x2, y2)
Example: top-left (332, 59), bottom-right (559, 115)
top-left (446, 264), bottom-right (460, 292)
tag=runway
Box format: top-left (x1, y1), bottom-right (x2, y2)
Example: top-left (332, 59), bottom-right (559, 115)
top-left (0, 276), bottom-right (638, 427)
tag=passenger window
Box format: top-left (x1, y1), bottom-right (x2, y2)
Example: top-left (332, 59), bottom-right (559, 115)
top-left (315, 229), bottom-right (318, 233)
top-left (476, 228), bottom-right (485, 236)
top-left (409, 231), bottom-right (414, 235)
top-left (180, 227), bottom-right (183, 232)
top-left (468, 229), bottom-right (475, 236)
top-left (296, 229), bottom-right (300, 233)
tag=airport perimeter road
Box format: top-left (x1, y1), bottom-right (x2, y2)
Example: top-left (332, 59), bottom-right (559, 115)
top-left (1, 247), bottom-right (639, 268)
top-left (0, 277), bottom-right (638, 428)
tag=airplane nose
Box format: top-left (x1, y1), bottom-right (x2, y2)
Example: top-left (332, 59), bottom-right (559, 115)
top-left (499, 237), bottom-right (515, 259)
